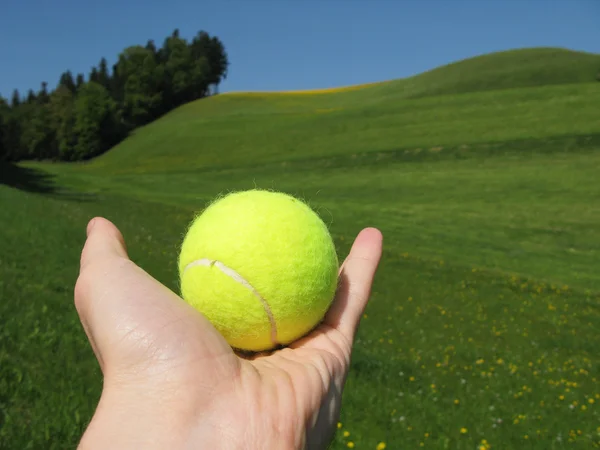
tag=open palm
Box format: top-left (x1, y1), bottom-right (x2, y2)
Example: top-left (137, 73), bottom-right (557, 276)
top-left (75, 217), bottom-right (382, 450)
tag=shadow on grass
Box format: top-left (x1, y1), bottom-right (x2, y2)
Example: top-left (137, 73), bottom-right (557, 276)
top-left (0, 163), bottom-right (96, 202)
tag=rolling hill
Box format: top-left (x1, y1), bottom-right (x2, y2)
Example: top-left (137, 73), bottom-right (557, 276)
top-left (67, 47), bottom-right (600, 175)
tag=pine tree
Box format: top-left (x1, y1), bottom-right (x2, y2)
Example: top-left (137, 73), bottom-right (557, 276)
top-left (49, 86), bottom-right (77, 160)
top-left (25, 102), bottom-right (55, 159)
top-left (76, 73), bottom-right (85, 90)
top-left (162, 33), bottom-right (195, 108)
top-left (98, 58), bottom-right (111, 90)
top-left (7, 105), bottom-right (27, 160)
top-left (11, 90), bottom-right (20, 108)
top-left (38, 82), bottom-right (50, 104)
top-left (89, 67), bottom-right (100, 84)
top-left (2, 107), bottom-right (22, 161)
top-left (0, 99), bottom-right (6, 161)
top-left (190, 32), bottom-right (228, 92)
top-left (26, 90), bottom-right (37, 104)
top-left (59, 71), bottom-right (77, 94)
top-left (146, 40), bottom-right (158, 57)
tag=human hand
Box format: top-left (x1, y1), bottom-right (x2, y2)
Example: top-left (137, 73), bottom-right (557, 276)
top-left (75, 217), bottom-right (383, 449)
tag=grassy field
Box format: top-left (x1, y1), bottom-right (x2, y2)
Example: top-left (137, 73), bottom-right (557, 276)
top-left (1, 47), bottom-right (600, 449)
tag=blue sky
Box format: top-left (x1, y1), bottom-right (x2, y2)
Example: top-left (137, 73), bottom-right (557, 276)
top-left (1, 0), bottom-right (599, 98)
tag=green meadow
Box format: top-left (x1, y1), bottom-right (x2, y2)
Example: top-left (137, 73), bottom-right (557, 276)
top-left (1, 48), bottom-right (600, 449)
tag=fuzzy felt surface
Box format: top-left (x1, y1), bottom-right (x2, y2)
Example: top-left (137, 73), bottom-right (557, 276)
top-left (178, 189), bottom-right (339, 351)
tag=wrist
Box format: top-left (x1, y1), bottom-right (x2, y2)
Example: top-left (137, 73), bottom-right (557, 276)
top-left (78, 385), bottom-right (193, 449)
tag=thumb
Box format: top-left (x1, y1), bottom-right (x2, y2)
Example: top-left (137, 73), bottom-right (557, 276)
top-left (79, 217), bottom-right (129, 272)
top-left (74, 217), bottom-right (234, 380)
top-left (75, 217), bottom-right (131, 371)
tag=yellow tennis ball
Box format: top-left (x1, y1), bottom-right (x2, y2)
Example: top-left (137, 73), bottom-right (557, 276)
top-left (178, 189), bottom-right (339, 352)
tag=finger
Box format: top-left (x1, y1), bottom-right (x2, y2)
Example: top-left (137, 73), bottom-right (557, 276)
top-left (80, 217), bottom-right (128, 272)
top-left (323, 227), bottom-right (383, 344)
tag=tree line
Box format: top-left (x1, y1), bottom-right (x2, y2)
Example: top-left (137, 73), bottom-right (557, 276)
top-left (0, 29), bottom-right (228, 162)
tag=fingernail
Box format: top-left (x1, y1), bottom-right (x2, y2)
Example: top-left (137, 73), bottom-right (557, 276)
top-left (87, 218), bottom-right (97, 236)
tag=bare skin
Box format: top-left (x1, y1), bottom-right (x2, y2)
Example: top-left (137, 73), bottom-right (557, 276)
top-left (75, 217), bottom-right (383, 449)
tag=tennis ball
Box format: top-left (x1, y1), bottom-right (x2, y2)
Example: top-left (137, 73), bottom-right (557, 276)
top-left (178, 189), bottom-right (339, 352)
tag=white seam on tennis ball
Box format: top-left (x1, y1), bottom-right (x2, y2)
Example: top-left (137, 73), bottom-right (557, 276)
top-left (184, 259), bottom-right (278, 347)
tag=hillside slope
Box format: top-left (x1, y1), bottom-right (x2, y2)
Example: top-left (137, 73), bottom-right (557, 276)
top-left (399, 47), bottom-right (600, 98)
top-left (77, 47), bottom-right (600, 174)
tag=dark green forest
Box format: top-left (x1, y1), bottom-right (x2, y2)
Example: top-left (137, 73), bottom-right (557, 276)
top-left (0, 29), bottom-right (228, 162)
